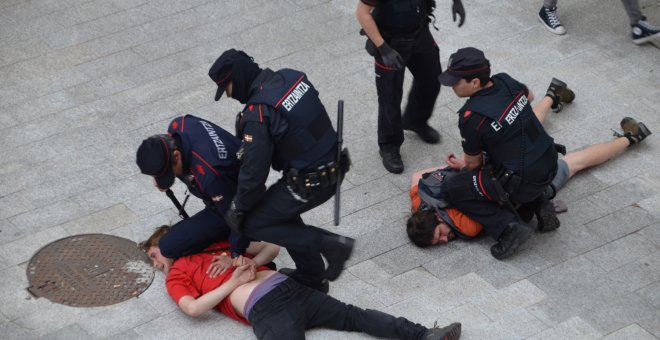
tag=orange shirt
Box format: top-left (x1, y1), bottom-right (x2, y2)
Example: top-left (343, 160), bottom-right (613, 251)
top-left (410, 184), bottom-right (483, 237)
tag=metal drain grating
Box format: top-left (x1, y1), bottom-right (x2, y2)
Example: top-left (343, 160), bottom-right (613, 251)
top-left (26, 234), bottom-right (155, 307)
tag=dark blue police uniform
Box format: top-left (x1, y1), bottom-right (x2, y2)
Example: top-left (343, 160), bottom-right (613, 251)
top-left (157, 115), bottom-right (248, 258)
top-left (441, 73), bottom-right (558, 240)
top-left (232, 68), bottom-right (344, 282)
top-left (363, 0), bottom-right (442, 154)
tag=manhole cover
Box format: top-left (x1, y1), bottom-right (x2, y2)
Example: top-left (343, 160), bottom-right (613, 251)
top-left (26, 234), bottom-right (154, 307)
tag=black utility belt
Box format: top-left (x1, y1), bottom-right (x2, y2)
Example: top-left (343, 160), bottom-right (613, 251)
top-left (286, 163), bottom-right (340, 193)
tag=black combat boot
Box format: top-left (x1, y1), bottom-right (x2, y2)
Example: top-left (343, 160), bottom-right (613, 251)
top-left (379, 147), bottom-right (404, 174)
top-left (320, 234), bottom-right (355, 281)
top-left (619, 117), bottom-right (652, 145)
top-left (490, 222), bottom-right (532, 260)
top-left (402, 116), bottom-right (441, 144)
top-left (279, 268), bottom-right (329, 294)
top-left (535, 194), bottom-right (561, 233)
top-left (424, 322), bottom-right (462, 340)
top-left (545, 78), bottom-right (575, 113)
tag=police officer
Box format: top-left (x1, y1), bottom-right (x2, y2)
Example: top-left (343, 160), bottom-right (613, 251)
top-left (436, 47), bottom-right (572, 259)
top-left (136, 115), bottom-right (248, 261)
top-left (356, 0), bottom-right (466, 174)
top-left (208, 49), bottom-right (353, 293)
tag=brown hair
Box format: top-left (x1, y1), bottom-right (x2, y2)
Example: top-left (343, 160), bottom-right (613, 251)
top-left (139, 225), bottom-right (171, 252)
top-left (406, 209), bottom-right (437, 248)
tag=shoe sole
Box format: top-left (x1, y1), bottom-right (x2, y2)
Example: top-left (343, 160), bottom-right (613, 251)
top-left (633, 31), bottom-right (660, 45)
top-left (443, 323), bottom-right (462, 340)
top-left (537, 207), bottom-right (560, 233)
top-left (492, 225), bottom-right (532, 260)
top-left (538, 14), bottom-right (566, 35)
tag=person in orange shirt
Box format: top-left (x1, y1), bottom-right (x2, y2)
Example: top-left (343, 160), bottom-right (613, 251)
top-left (407, 114), bottom-right (651, 249)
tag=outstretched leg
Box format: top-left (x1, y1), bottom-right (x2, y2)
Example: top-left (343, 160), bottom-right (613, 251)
top-left (561, 137), bottom-right (629, 178)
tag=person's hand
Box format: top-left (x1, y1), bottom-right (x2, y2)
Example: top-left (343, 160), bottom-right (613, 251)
top-left (230, 264), bottom-right (256, 286)
top-left (452, 0), bottom-right (466, 27)
top-left (232, 255), bottom-right (257, 268)
top-left (207, 254), bottom-right (233, 278)
top-left (445, 153), bottom-right (465, 170)
top-left (377, 42), bottom-right (404, 69)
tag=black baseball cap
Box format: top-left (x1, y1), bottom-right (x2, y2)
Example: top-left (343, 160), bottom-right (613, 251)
top-left (136, 135), bottom-right (176, 190)
top-left (209, 49), bottom-right (252, 101)
top-left (438, 47), bottom-right (491, 86)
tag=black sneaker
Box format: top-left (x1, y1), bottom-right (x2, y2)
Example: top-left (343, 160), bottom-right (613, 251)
top-left (545, 77), bottom-right (575, 113)
top-left (424, 322), bottom-right (462, 340)
top-left (490, 222), bottom-right (532, 260)
top-left (535, 195), bottom-right (560, 233)
top-left (379, 148), bottom-right (404, 174)
top-left (320, 234), bottom-right (355, 281)
top-left (538, 6), bottom-right (566, 35)
top-left (402, 119), bottom-right (441, 144)
top-left (279, 268), bottom-right (329, 294)
top-left (620, 117), bottom-right (652, 145)
top-left (631, 17), bottom-right (660, 45)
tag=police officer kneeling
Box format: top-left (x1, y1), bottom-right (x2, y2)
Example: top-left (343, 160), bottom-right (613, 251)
top-left (209, 49), bottom-right (353, 293)
top-left (436, 47), bottom-right (566, 259)
top-left (136, 115), bottom-right (248, 260)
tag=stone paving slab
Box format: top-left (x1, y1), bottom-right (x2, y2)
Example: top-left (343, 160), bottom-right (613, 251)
top-left (1, 0), bottom-right (659, 339)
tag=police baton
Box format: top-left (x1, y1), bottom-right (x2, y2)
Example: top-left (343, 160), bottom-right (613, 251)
top-left (334, 100), bottom-right (344, 226)
top-left (165, 189), bottom-right (190, 219)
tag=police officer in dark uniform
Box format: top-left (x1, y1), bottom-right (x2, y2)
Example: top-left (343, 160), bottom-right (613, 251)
top-left (356, 0), bottom-right (466, 173)
top-left (436, 47), bottom-right (570, 259)
top-left (208, 49), bottom-right (353, 293)
top-left (136, 115), bottom-right (248, 260)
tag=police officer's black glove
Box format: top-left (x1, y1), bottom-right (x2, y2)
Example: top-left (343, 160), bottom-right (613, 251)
top-left (224, 201), bottom-right (245, 234)
top-left (452, 0), bottom-right (466, 27)
top-left (377, 43), bottom-right (404, 70)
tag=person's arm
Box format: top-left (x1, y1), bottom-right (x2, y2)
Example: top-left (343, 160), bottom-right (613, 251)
top-left (356, 2), bottom-right (384, 47)
top-left (178, 264), bottom-right (256, 317)
top-left (245, 242), bottom-right (280, 266)
top-left (234, 118), bottom-right (273, 212)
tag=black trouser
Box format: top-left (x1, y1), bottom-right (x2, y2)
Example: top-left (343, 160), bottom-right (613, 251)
top-left (159, 208), bottom-right (230, 258)
top-left (441, 169), bottom-right (554, 240)
top-left (374, 25), bottom-right (441, 149)
top-left (248, 278), bottom-right (429, 340)
top-left (241, 178), bottom-right (338, 278)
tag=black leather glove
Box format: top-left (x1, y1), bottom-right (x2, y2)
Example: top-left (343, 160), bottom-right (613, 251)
top-left (224, 201), bottom-right (245, 233)
top-left (452, 0), bottom-right (466, 27)
top-left (377, 42), bottom-right (404, 69)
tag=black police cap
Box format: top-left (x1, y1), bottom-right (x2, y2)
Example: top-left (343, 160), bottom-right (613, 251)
top-left (208, 49), bottom-right (253, 101)
top-left (438, 47), bottom-right (491, 86)
top-left (136, 135), bottom-right (176, 190)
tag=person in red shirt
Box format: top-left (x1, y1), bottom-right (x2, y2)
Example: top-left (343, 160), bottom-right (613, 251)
top-left (140, 225), bottom-right (462, 339)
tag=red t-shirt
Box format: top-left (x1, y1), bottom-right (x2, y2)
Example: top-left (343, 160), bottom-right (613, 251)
top-left (410, 184), bottom-right (483, 237)
top-left (165, 240), bottom-right (269, 325)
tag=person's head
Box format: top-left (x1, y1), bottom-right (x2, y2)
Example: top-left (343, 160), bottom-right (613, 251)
top-left (136, 134), bottom-right (184, 190)
top-left (139, 225), bottom-right (174, 274)
top-left (438, 47), bottom-right (491, 97)
top-left (209, 49), bottom-right (262, 104)
top-left (406, 209), bottom-right (456, 247)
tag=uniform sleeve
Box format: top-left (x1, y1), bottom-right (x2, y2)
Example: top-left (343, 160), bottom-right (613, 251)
top-left (234, 107), bottom-right (274, 212)
top-left (459, 111), bottom-right (486, 156)
top-left (165, 261), bottom-right (200, 305)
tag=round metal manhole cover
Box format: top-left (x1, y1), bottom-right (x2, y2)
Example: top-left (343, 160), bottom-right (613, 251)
top-left (26, 234), bottom-right (155, 307)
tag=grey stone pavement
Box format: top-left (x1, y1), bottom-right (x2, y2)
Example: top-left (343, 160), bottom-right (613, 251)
top-left (1, 0), bottom-right (659, 339)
